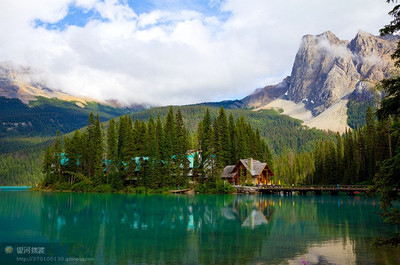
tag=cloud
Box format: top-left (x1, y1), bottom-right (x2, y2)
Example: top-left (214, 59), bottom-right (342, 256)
top-left (0, 0), bottom-right (395, 106)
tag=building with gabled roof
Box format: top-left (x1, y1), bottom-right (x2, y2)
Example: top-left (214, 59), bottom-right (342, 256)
top-left (222, 158), bottom-right (274, 186)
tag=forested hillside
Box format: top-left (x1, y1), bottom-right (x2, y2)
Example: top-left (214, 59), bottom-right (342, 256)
top-left (0, 137), bottom-right (52, 185)
top-left (273, 107), bottom-right (395, 186)
top-left (0, 95), bottom-right (136, 185)
top-left (0, 96), bottom-right (133, 137)
top-left (129, 105), bottom-right (335, 155)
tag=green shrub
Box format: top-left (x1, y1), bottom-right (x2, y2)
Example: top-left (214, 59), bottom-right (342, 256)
top-left (92, 184), bottom-right (113, 193)
top-left (71, 181), bottom-right (92, 192)
top-left (244, 181), bottom-right (254, 187)
top-left (109, 172), bottom-right (123, 191)
top-left (135, 186), bottom-right (147, 194)
top-left (195, 179), bottom-right (236, 194)
top-left (122, 186), bottom-right (136, 193)
top-left (194, 183), bottom-right (206, 193)
top-left (55, 182), bottom-right (72, 191)
top-left (216, 181), bottom-right (236, 194)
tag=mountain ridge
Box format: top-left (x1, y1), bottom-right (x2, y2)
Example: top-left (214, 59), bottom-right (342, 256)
top-left (204, 30), bottom-right (396, 133)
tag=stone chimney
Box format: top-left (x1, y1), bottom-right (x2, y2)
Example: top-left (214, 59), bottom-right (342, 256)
top-left (248, 158), bottom-right (255, 175)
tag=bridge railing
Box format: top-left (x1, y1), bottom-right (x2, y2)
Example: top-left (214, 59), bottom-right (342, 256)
top-left (257, 185), bottom-right (371, 190)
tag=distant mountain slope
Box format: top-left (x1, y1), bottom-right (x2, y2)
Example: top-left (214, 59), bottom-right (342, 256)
top-left (0, 96), bottom-right (134, 137)
top-left (0, 62), bottom-right (143, 137)
top-left (0, 61), bottom-right (94, 106)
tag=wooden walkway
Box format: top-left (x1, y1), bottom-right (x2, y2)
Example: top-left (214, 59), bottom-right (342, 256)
top-left (170, 188), bottom-right (192, 194)
top-left (237, 185), bottom-right (371, 195)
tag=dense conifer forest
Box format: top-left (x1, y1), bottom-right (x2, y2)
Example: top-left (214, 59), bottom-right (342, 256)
top-left (39, 107), bottom-right (272, 193)
top-left (37, 103), bottom-right (393, 192)
top-left (274, 107), bottom-right (397, 186)
top-left (129, 105), bottom-right (335, 155)
top-left (0, 137), bottom-right (52, 185)
top-left (1, 104), bottom-right (337, 186)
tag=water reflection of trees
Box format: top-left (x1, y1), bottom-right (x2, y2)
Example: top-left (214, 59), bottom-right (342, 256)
top-left (34, 194), bottom-right (400, 264)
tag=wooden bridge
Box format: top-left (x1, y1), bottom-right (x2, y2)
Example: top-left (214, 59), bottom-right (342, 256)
top-left (236, 185), bottom-right (371, 196)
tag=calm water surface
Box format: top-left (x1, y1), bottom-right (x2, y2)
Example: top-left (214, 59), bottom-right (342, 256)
top-left (0, 191), bottom-right (399, 265)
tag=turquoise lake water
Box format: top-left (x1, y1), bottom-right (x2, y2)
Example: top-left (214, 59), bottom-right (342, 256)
top-left (0, 191), bottom-right (399, 264)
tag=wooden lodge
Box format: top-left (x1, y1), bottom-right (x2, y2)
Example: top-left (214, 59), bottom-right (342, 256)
top-left (222, 158), bottom-right (274, 186)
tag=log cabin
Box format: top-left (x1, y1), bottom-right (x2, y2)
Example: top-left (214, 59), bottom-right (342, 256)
top-left (222, 158), bottom-right (274, 186)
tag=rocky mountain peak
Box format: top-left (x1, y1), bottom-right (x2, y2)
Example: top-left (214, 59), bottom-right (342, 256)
top-left (286, 31), bottom-right (396, 115)
top-left (349, 30), bottom-right (395, 58)
top-left (318, 31), bottom-right (345, 45)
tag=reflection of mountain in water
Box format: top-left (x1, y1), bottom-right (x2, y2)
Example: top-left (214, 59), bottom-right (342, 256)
top-left (286, 239), bottom-right (356, 265)
top-left (1, 192), bottom-right (399, 264)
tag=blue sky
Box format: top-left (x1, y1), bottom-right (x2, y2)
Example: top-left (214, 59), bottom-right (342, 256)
top-left (36, 0), bottom-right (229, 31)
top-left (0, 0), bottom-right (395, 106)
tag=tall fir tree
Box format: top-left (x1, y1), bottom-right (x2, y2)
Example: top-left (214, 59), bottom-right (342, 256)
top-left (53, 130), bottom-right (62, 182)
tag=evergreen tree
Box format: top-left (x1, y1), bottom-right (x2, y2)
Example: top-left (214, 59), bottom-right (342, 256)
top-left (163, 107), bottom-right (177, 159)
top-left (371, 0), bottom-right (400, 245)
top-left (146, 115), bottom-right (159, 158)
top-left (175, 108), bottom-right (189, 185)
top-left (336, 132), bottom-right (344, 183)
top-left (156, 114), bottom-right (164, 160)
top-left (64, 130), bottom-right (82, 184)
top-left (42, 146), bottom-right (54, 184)
top-left (86, 114), bottom-right (103, 183)
top-left (53, 130), bottom-right (62, 182)
top-left (215, 106), bottom-right (231, 168)
top-left (123, 116), bottom-right (136, 181)
top-left (236, 116), bottom-right (250, 159)
top-left (365, 107), bottom-right (376, 180)
top-left (228, 113), bottom-right (237, 164)
top-left (107, 119), bottom-right (117, 161)
top-left (200, 109), bottom-right (212, 158)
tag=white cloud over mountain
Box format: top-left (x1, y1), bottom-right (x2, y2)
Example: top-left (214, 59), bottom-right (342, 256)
top-left (0, 0), bottom-right (394, 106)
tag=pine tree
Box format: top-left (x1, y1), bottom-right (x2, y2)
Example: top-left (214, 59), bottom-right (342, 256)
top-left (87, 114), bottom-right (103, 183)
top-left (164, 107), bottom-right (177, 159)
top-left (200, 109), bottom-right (212, 158)
top-left (228, 113), bottom-right (237, 164)
top-left (175, 108), bottom-right (189, 185)
top-left (42, 146), bottom-right (54, 185)
top-left (215, 106), bottom-right (230, 168)
top-left (336, 132), bottom-right (344, 183)
top-left (371, 1), bottom-right (400, 245)
top-left (365, 107), bottom-right (377, 180)
top-left (106, 119), bottom-right (117, 179)
top-left (156, 114), bottom-right (164, 160)
top-left (64, 130), bottom-right (82, 184)
top-left (146, 115), bottom-right (159, 158)
top-left (123, 116), bottom-right (136, 181)
top-left (107, 119), bottom-right (117, 161)
top-left (53, 130), bottom-right (62, 182)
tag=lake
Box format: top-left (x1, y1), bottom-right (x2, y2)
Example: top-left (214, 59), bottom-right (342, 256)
top-left (0, 191), bottom-right (399, 264)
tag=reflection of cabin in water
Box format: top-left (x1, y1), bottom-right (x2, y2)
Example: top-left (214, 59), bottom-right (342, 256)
top-left (222, 196), bottom-right (275, 229)
top-left (222, 158), bottom-right (273, 185)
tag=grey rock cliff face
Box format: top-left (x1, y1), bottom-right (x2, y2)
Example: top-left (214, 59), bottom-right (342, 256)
top-left (241, 77), bottom-right (290, 108)
top-left (287, 31), bottom-right (396, 115)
